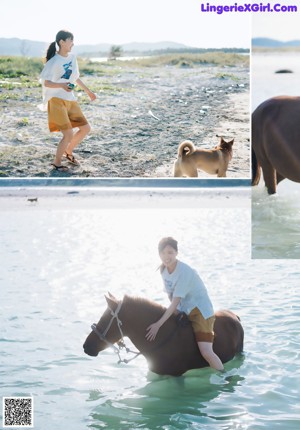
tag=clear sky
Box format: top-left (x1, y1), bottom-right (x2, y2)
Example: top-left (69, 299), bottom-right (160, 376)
top-left (1, 0), bottom-right (250, 48)
top-left (252, 4), bottom-right (300, 41)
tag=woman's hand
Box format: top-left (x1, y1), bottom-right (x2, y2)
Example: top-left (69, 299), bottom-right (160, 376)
top-left (44, 80), bottom-right (72, 92)
top-left (146, 321), bottom-right (161, 341)
top-left (75, 78), bottom-right (96, 101)
top-left (61, 82), bottom-right (72, 92)
top-left (145, 297), bottom-right (181, 342)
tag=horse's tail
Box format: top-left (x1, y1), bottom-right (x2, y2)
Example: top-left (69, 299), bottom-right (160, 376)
top-left (234, 314), bottom-right (244, 352)
top-left (251, 147), bottom-right (261, 186)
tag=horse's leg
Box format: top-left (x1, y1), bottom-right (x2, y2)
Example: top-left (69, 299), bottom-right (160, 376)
top-left (276, 172), bottom-right (285, 185)
top-left (262, 160), bottom-right (277, 194)
top-left (251, 148), bottom-right (261, 186)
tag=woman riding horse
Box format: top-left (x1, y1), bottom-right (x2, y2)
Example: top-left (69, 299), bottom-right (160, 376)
top-left (83, 294), bottom-right (244, 376)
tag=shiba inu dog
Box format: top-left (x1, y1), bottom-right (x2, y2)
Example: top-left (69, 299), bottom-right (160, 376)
top-left (174, 137), bottom-right (234, 177)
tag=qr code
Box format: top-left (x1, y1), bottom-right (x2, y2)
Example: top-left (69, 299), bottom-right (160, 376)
top-left (3, 397), bottom-right (34, 428)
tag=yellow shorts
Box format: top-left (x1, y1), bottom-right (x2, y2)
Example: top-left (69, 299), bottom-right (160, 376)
top-left (188, 307), bottom-right (215, 343)
top-left (48, 97), bottom-right (88, 132)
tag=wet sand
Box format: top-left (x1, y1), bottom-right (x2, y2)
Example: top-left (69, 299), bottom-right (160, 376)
top-left (0, 63), bottom-right (249, 178)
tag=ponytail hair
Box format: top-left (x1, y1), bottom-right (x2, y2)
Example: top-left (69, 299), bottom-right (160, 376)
top-left (45, 41), bottom-right (56, 62)
top-left (45, 30), bottom-right (74, 62)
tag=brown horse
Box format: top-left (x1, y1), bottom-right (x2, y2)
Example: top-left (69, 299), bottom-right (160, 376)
top-left (83, 294), bottom-right (244, 376)
top-left (252, 96), bottom-right (300, 194)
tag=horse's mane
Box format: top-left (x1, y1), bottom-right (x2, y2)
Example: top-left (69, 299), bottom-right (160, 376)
top-left (123, 294), bottom-right (167, 319)
top-left (123, 294), bottom-right (165, 309)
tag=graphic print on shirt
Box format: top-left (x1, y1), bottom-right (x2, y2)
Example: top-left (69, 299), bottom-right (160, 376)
top-left (164, 279), bottom-right (173, 293)
top-left (61, 61), bottom-right (72, 79)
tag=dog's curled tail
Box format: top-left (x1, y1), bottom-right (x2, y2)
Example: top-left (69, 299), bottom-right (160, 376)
top-left (178, 140), bottom-right (195, 157)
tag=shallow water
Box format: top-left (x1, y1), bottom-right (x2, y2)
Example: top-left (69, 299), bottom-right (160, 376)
top-left (252, 52), bottom-right (300, 258)
top-left (252, 185), bottom-right (300, 258)
top-left (1, 192), bottom-right (299, 429)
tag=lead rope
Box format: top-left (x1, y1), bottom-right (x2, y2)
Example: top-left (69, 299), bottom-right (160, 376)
top-left (91, 302), bottom-right (141, 364)
top-left (114, 311), bottom-right (141, 363)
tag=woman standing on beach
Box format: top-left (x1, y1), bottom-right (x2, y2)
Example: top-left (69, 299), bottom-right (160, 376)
top-left (146, 237), bottom-right (224, 371)
top-left (40, 30), bottom-right (96, 171)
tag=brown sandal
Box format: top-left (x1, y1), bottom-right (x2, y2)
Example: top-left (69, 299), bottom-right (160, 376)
top-left (51, 163), bottom-right (69, 171)
top-left (64, 153), bottom-right (80, 165)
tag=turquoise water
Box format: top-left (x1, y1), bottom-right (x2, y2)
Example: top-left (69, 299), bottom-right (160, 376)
top-left (1, 192), bottom-right (299, 429)
top-left (252, 52), bottom-right (300, 258)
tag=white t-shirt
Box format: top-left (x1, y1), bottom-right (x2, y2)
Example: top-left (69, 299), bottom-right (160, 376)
top-left (161, 260), bottom-right (214, 319)
top-left (39, 53), bottom-right (80, 110)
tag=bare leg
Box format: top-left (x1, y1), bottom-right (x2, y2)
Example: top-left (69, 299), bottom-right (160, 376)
top-left (53, 129), bottom-right (73, 166)
top-left (66, 124), bottom-right (91, 156)
top-left (198, 341), bottom-right (224, 371)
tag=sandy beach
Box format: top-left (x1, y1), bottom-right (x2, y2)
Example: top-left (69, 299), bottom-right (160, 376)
top-left (0, 184), bottom-right (251, 211)
top-left (0, 61), bottom-right (249, 178)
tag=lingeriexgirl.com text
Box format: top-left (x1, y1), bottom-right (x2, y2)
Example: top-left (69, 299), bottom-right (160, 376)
top-left (200, 2), bottom-right (297, 14)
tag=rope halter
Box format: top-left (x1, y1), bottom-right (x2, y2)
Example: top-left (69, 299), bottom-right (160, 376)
top-left (91, 300), bottom-right (140, 364)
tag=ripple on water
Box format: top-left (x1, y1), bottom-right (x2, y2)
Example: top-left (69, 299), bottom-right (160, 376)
top-left (1, 201), bottom-right (299, 430)
top-left (252, 185), bottom-right (300, 258)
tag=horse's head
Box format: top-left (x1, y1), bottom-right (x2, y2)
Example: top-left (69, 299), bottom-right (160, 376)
top-left (83, 293), bottom-right (123, 357)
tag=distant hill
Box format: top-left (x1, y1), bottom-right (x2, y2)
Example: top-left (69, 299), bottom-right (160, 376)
top-left (0, 38), bottom-right (191, 57)
top-left (0, 38), bottom-right (48, 57)
top-left (121, 41), bottom-right (188, 51)
top-left (78, 41), bottom-right (192, 57)
top-left (0, 37), bottom-right (248, 58)
top-left (252, 37), bottom-right (300, 48)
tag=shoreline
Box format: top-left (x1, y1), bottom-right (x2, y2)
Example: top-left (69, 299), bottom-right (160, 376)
top-left (0, 185), bottom-right (251, 210)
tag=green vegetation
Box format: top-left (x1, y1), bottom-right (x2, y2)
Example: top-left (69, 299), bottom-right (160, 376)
top-left (0, 52), bottom-right (248, 101)
top-left (215, 72), bottom-right (240, 81)
top-left (0, 56), bottom-right (43, 79)
top-left (0, 92), bottom-right (19, 100)
top-left (252, 46), bottom-right (300, 53)
top-left (123, 52), bottom-right (249, 68)
top-left (108, 45), bottom-right (123, 60)
top-left (0, 52), bottom-right (248, 80)
top-left (76, 52), bottom-right (248, 77)
top-left (17, 117), bottom-right (29, 127)
top-left (77, 58), bottom-right (108, 76)
top-left (0, 57), bottom-right (42, 97)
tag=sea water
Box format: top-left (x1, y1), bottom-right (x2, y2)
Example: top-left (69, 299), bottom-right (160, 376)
top-left (0, 190), bottom-right (299, 429)
top-left (252, 51), bottom-right (300, 258)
